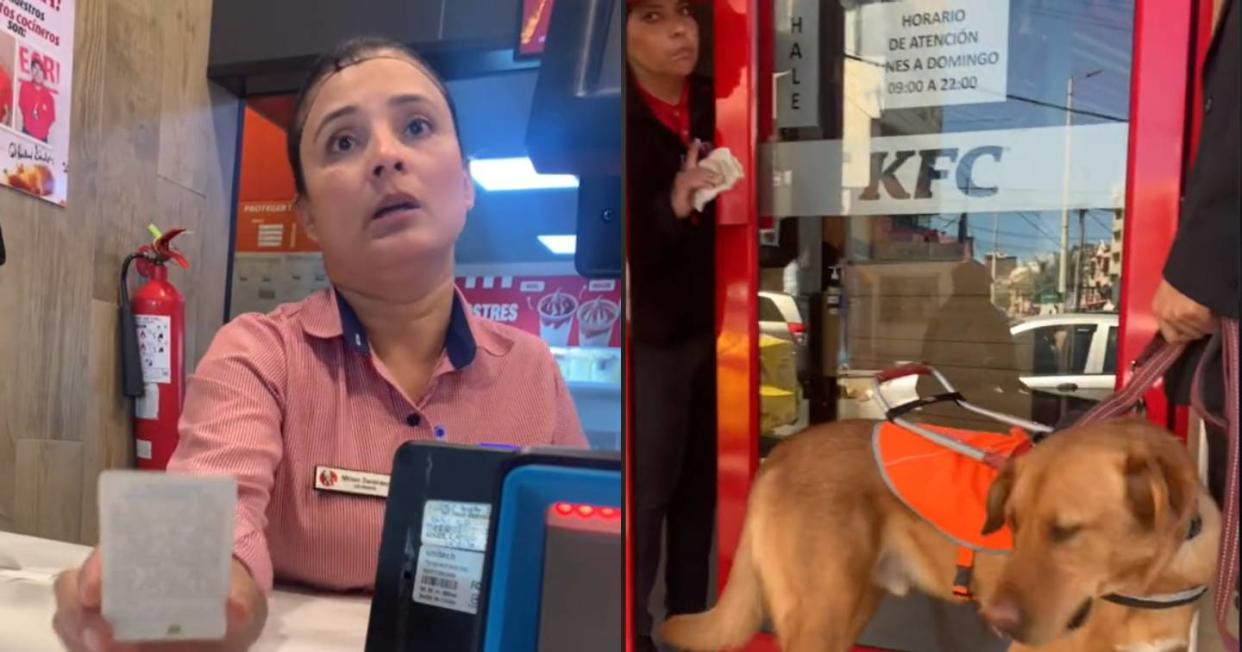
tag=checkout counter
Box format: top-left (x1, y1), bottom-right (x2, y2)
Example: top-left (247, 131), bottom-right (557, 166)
top-left (0, 442), bottom-right (621, 651)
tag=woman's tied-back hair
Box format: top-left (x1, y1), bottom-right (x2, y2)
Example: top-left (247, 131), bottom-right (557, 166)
top-left (285, 36), bottom-right (465, 197)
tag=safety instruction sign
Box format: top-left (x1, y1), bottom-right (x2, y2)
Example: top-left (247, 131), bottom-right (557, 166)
top-left (135, 314), bottom-right (171, 384)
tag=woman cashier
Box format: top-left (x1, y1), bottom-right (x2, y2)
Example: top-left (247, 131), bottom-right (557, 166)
top-left (52, 37), bottom-right (586, 651)
top-left (627, 1), bottom-right (720, 650)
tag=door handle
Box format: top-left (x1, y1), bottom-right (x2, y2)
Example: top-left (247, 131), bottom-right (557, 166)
top-left (1057, 382), bottom-right (1079, 392)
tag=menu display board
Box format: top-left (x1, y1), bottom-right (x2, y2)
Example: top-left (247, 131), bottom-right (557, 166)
top-left (458, 276), bottom-right (620, 349)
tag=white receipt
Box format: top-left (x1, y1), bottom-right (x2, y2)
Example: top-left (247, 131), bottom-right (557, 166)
top-left (98, 471), bottom-right (236, 643)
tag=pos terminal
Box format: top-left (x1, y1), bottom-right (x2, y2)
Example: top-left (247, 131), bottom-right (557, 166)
top-left (364, 442), bottom-right (622, 651)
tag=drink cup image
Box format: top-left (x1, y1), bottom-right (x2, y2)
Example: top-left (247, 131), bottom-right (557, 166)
top-left (533, 289), bottom-right (578, 347)
top-left (576, 297), bottom-right (619, 348)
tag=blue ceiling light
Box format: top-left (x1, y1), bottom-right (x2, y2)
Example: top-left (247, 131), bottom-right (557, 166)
top-left (469, 157), bottom-right (579, 192)
top-left (537, 235), bottom-right (576, 255)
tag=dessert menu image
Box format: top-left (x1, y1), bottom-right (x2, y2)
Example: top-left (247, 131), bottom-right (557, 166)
top-left (457, 276), bottom-right (621, 349)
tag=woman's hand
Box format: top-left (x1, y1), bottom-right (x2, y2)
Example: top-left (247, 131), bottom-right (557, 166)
top-left (52, 549), bottom-right (268, 652)
top-left (670, 139), bottom-right (722, 219)
top-left (1152, 278), bottom-right (1213, 344)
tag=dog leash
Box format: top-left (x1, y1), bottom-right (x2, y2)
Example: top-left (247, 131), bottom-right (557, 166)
top-left (1073, 322), bottom-right (1239, 651)
top-left (1071, 335), bottom-right (1186, 424)
top-left (1209, 319), bottom-right (1239, 652)
top-left (1186, 322), bottom-right (1241, 651)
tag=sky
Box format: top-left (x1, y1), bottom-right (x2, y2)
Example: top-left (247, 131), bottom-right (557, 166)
top-left (874, 0), bottom-right (1134, 263)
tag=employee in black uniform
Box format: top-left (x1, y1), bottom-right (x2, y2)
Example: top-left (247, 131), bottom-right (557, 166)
top-left (1155, 0), bottom-right (1238, 517)
top-left (1155, 0), bottom-right (1239, 620)
top-left (627, 1), bottom-right (719, 649)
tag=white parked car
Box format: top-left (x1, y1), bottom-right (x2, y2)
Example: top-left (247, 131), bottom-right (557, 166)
top-left (758, 291), bottom-right (805, 345)
top-left (837, 312), bottom-right (1120, 422)
top-left (759, 291), bottom-right (808, 383)
top-left (1009, 312), bottom-right (1119, 402)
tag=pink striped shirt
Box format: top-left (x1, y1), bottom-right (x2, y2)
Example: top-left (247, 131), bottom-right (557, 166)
top-left (167, 287), bottom-right (585, 594)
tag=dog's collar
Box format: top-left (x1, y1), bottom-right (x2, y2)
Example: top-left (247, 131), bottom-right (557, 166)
top-left (1101, 585), bottom-right (1209, 610)
top-left (1100, 514), bottom-right (1207, 610)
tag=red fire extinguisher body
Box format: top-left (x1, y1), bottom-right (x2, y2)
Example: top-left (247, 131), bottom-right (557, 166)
top-left (131, 264), bottom-right (185, 471)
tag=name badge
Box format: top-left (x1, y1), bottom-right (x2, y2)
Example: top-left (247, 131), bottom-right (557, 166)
top-left (313, 465), bottom-right (390, 498)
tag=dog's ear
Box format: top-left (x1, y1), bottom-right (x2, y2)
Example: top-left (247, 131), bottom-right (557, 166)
top-left (982, 463), bottom-right (1016, 536)
top-left (1124, 439), bottom-right (1198, 531)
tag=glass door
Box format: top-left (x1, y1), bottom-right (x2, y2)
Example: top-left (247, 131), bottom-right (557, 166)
top-left (710, 0), bottom-right (1203, 649)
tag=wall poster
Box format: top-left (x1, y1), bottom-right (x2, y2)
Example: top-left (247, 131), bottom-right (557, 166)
top-left (0, 0), bottom-right (74, 205)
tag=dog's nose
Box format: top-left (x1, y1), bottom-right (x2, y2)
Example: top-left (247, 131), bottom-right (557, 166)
top-left (980, 597), bottom-right (1025, 638)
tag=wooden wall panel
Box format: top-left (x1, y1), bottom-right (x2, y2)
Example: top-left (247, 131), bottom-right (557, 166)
top-left (14, 439), bottom-right (84, 543)
top-left (0, 0), bottom-right (240, 543)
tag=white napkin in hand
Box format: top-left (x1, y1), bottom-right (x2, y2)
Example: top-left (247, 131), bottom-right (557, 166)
top-left (692, 147), bottom-right (744, 212)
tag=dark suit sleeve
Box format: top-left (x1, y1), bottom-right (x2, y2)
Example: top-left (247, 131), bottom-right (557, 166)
top-left (627, 153), bottom-right (697, 270)
top-left (1162, 0), bottom-right (1240, 320)
top-left (1162, 205), bottom-right (1240, 319)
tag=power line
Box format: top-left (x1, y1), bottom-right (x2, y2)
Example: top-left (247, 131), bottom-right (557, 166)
top-left (1004, 93), bottom-right (1127, 122)
top-left (1090, 213), bottom-right (1114, 233)
top-left (1018, 212), bottom-right (1063, 246)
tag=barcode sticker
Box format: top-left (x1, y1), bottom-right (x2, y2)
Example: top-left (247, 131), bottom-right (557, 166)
top-left (411, 545), bottom-right (485, 614)
top-left (420, 501), bottom-right (491, 553)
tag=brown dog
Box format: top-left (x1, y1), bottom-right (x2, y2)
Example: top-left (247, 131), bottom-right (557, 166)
top-left (660, 418), bottom-right (1220, 652)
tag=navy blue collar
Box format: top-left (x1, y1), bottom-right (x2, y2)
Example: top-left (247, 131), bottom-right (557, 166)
top-left (335, 289), bottom-right (478, 370)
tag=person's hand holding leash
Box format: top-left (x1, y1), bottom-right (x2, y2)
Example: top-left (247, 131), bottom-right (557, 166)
top-left (670, 139), bottom-right (721, 219)
top-left (1152, 278), bottom-right (1214, 343)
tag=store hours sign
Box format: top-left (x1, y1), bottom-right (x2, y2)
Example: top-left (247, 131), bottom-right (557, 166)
top-left (859, 0), bottom-right (1009, 110)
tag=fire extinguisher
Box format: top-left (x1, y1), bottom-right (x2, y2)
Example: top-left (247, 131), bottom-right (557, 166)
top-left (120, 225), bottom-right (190, 471)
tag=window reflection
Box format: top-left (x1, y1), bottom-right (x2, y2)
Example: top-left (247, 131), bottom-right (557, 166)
top-left (762, 0), bottom-right (1136, 437)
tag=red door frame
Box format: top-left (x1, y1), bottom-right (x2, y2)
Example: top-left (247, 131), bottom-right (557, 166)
top-left (708, 1), bottom-right (1205, 650)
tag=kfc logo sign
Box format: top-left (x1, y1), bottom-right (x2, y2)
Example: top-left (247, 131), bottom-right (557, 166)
top-left (762, 123), bottom-right (1128, 218)
top-left (859, 145), bottom-right (1003, 201)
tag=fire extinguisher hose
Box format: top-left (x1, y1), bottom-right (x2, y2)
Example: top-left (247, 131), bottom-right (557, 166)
top-left (119, 253), bottom-right (145, 398)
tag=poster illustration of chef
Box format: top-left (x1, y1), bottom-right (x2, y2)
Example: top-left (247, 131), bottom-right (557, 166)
top-left (17, 48), bottom-right (55, 143)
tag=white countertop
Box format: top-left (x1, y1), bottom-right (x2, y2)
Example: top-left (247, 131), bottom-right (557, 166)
top-left (0, 531), bottom-right (371, 651)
